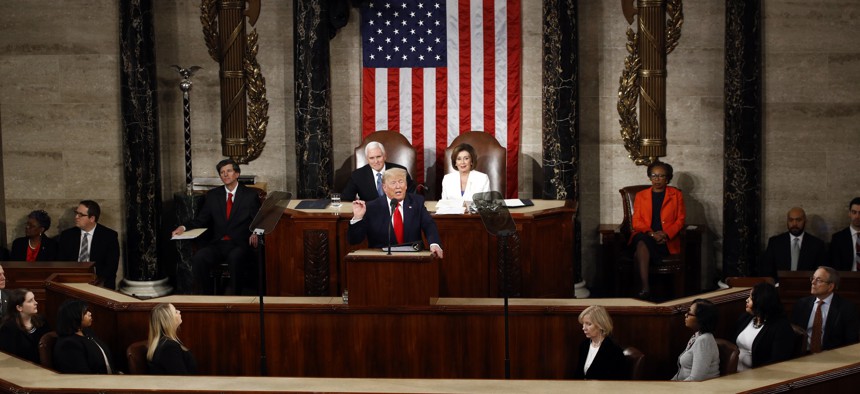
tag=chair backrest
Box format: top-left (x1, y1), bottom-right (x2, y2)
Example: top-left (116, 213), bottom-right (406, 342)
top-left (443, 131), bottom-right (506, 198)
top-left (38, 331), bottom-right (58, 370)
top-left (126, 340), bottom-right (149, 374)
top-left (725, 276), bottom-right (775, 288)
top-left (354, 130), bottom-right (417, 178)
top-left (619, 185), bottom-right (651, 240)
top-left (791, 323), bottom-right (808, 357)
top-left (623, 346), bottom-right (645, 380)
top-left (715, 338), bottom-right (739, 376)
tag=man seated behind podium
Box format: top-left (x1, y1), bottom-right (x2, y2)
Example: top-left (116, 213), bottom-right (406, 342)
top-left (342, 141), bottom-right (416, 202)
top-left (348, 168), bottom-right (443, 258)
top-left (758, 207), bottom-right (827, 279)
top-left (57, 200), bottom-right (120, 290)
top-left (171, 159), bottom-right (261, 295)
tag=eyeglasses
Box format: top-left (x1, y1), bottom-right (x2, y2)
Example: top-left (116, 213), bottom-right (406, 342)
top-left (74, 211), bottom-right (90, 218)
top-left (649, 174), bottom-right (668, 179)
top-left (810, 277), bottom-right (831, 285)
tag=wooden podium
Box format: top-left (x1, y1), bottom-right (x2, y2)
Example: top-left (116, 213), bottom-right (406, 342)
top-left (345, 250), bottom-right (438, 306)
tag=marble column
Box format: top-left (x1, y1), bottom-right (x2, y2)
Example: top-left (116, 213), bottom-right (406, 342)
top-left (723, 0), bottom-right (762, 277)
top-left (294, 0), bottom-right (334, 199)
top-left (542, 0), bottom-right (583, 295)
top-left (119, 0), bottom-right (164, 286)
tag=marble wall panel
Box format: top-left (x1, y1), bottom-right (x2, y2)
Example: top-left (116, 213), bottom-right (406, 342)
top-left (0, 55), bottom-right (61, 103)
top-left (763, 0), bottom-right (860, 54)
top-left (0, 0), bottom-right (119, 56)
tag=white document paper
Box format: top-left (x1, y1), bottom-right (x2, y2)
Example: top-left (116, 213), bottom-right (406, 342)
top-left (171, 228), bottom-right (207, 240)
top-left (435, 199), bottom-right (466, 215)
top-left (503, 199), bottom-right (526, 207)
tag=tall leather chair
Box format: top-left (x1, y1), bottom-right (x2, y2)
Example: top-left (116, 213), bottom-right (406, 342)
top-left (442, 131), bottom-right (506, 198)
top-left (126, 340), bottom-right (148, 374)
top-left (38, 331), bottom-right (58, 370)
top-left (623, 346), bottom-right (645, 380)
top-left (610, 185), bottom-right (690, 298)
top-left (354, 130), bottom-right (417, 179)
top-left (715, 338), bottom-right (739, 376)
top-left (791, 323), bottom-right (808, 357)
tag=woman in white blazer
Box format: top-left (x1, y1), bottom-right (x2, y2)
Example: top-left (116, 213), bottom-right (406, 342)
top-left (440, 143), bottom-right (491, 201)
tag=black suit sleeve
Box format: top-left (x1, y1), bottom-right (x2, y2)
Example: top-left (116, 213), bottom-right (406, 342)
top-left (759, 236), bottom-right (778, 278)
top-left (54, 337), bottom-right (94, 374)
top-left (342, 174), bottom-right (361, 202)
top-left (151, 340), bottom-right (194, 375)
top-left (94, 226), bottom-right (120, 290)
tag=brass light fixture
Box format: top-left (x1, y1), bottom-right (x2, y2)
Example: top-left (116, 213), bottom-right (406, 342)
top-left (617, 0), bottom-right (683, 165)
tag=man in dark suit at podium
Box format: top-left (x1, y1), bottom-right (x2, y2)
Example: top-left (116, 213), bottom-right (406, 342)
top-left (828, 197), bottom-right (860, 272)
top-left (342, 141), bottom-right (416, 202)
top-left (759, 207), bottom-right (827, 279)
top-left (57, 200), bottom-right (120, 290)
top-left (348, 168), bottom-right (443, 258)
top-left (172, 159), bottom-right (261, 294)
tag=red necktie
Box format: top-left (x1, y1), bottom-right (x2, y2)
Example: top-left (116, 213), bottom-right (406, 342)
top-left (810, 300), bottom-right (824, 353)
top-left (226, 192), bottom-right (234, 219)
top-left (393, 203), bottom-right (404, 244)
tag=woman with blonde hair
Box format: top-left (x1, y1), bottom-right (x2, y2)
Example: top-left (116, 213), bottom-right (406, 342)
top-left (573, 305), bottom-right (627, 380)
top-left (147, 303), bottom-right (197, 374)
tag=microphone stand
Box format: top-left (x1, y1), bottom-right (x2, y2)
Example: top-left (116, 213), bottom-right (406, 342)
top-left (254, 228), bottom-right (267, 376)
top-left (387, 198), bottom-right (398, 255)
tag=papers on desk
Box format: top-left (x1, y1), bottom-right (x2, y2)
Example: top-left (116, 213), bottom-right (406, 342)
top-left (171, 228), bottom-right (207, 240)
top-left (504, 199), bottom-right (534, 207)
top-left (435, 199), bottom-right (466, 215)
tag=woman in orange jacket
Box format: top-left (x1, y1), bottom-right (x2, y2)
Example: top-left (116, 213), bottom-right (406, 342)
top-left (630, 161), bottom-right (686, 299)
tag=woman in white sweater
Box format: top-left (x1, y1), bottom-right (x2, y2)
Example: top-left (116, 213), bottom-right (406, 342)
top-left (671, 298), bottom-right (720, 381)
top-left (440, 143), bottom-right (491, 202)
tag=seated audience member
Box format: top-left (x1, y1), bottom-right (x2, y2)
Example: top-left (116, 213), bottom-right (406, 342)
top-left (573, 305), bottom-right (627, 380)
top-left (758, 207), bottom-right (826, 279)
top-left (171, 159), bottom-right (260, 295)
top-left (10, 210), bottom-right (58, 262)
top-left (342, 141), bottom-right (416, 202)
top-left (0, 265), bottom-right (9, 321)
top-left (629, 161), bottom-right (686, 300)
top-left (53, 299), bottom-right (116, 374)
top-left (734, 282), bottom-right (795, 371)
top-left (0, 289), bottom-right (49, 363)
top-left (57, 200), bottom-right (120, 289)
top-left (791, 266), bottom-right (859, 353)
top-left (348, 168), bottom-right (443, 258)
top-left (147, 303), bottom-right (197, 375)
top-left (440, 143), bottom-right (491, 202)
top-left (828, 197), bottom-right (860, 271)
top-left (672, 299), bottom-right (720, 381)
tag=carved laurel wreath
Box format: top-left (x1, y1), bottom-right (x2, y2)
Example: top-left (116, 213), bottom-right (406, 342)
top-left (617, 0), bottom-right (683, 166)
top-left (200, 0), bottom-right (268, 163)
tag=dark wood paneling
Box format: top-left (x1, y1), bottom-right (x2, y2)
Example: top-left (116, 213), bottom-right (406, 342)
top-left (1, 261), bottom-right (95, 306)
top-left (266, 201), bottom-right (577, 299)
top-left (345, 252), bottom-right (438, 306)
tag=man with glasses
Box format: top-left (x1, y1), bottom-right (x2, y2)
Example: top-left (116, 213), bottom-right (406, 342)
top-left (348, 168), bottom-right (442, 258)
top-left (790, 266), bottom-right (859, 352)
top-left (57, 200), bottom-right (120, 289)
top-left (758, 207), bottom-right (827, 280)
top-left (828, 197), bottom-right (860, 271)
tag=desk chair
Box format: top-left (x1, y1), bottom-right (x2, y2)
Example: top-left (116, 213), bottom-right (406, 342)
top-left (126, 341), bottom-right (148, 374)
top-left (715, 338), bottom-right (739, 376)
top-left (442, 131), bottom-right (506, 199)
top-left (38, 331), bottom-right (58, 370)
top-left (624, 346), bottom-right (645, 380)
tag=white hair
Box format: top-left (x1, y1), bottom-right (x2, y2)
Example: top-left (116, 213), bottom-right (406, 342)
top-left (364, 141), bottom-right (386, 158)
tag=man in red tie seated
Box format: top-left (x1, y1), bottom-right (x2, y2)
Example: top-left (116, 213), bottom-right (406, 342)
top-left (790, 266), bottom-right (859, 353)
top-left (172, 159), bottom-right (261, 294)
top-left (348, 168), bottom-right (443, 258)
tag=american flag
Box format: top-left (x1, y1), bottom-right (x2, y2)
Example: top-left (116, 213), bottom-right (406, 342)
top-left (360, 0), bottom-right (522, 197)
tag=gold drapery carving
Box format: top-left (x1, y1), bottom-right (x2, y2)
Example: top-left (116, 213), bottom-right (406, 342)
top-left (617, 0), bottom-right (683, 165)
top-left (200, 0), bottom-right (268, 163)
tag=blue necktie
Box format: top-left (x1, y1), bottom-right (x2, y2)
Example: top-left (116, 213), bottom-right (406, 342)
top-left (376, 172), bottom-right (383, 197)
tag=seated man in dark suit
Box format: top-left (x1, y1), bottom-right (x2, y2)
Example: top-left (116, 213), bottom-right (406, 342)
top-left (348, 168), bottom-right (443, 258)
top-left (172, 159), bottom-right (261, 295)
top-left (57, 200), bottom-right (120, 290)
top-left (828, 197), bottom-right (860, 272)
top-left (791, 266), bottom-right (859, 352)
top-left (342, 141), bottom-right (416, 202)
top-left (758, 207), bottom-right (827, 279)
top-left (0, 265), bottom-right (8, 320)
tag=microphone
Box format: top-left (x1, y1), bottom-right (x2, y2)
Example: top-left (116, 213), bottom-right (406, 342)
top-left (387, 198), bottom-right (399, 255)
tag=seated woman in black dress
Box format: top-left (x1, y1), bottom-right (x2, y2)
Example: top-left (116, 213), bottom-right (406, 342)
top-left (734, 282), bottom-right (795, 371)
top-left (53, 299), bottom-right (116, 374)
top-left (147, 303), bottom-right (197, 374)
top-left (573, 305), bottom-right (627, 380)
top-left (9, 210), bottom-right (58, 262)
top-left (0, 289), bottom-right (50, 363)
